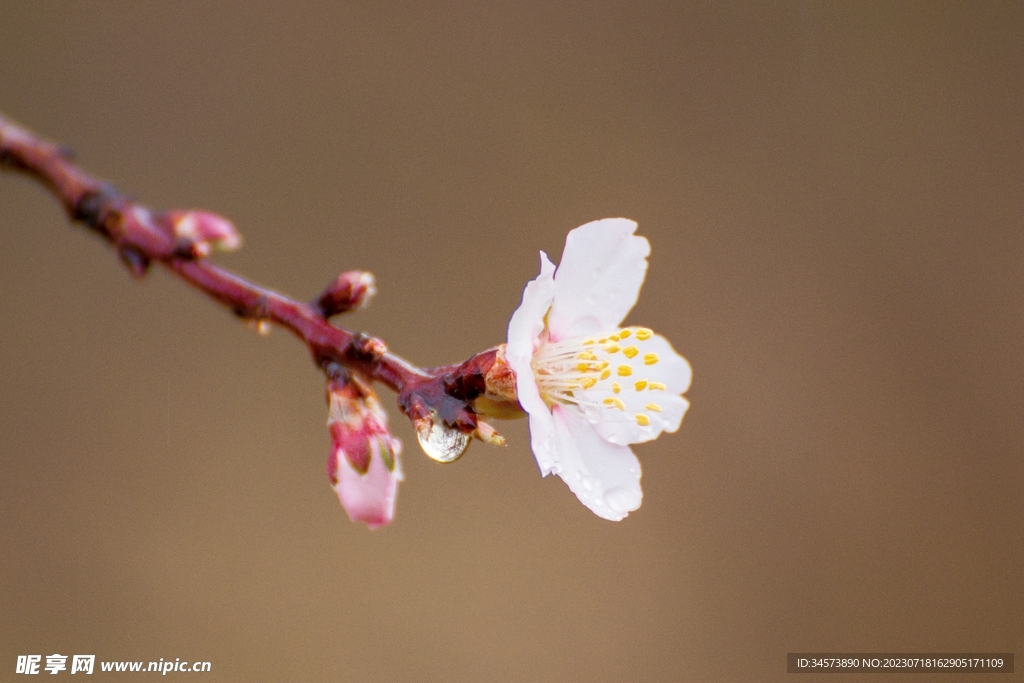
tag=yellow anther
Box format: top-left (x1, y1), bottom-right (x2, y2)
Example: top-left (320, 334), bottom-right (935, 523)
top-left (600, 368), bottom-right (611, 380)
top-left (619, 329), bottom-right (632, 338)
top-left (598, 360), bottom-right (609, 370)
top-left (635, 414), bottom-right (650, 426)
top-left (645, 403), bottom-right (663, 412)
top-left (580, 377), bottom-right (597, 389)
top-left (598, 338), bottom-right (607, 344)
top-left (622, 345), bottom-right (639, 358)
top-left (648, 381), bottom-right (666, 391)
top-left (634, 380), bottom-right (648, 391)
top-left (612, 382), bottom-right (621, 394)
top-left (583, 339), bottom-right (595, 345)
top-left (603, 397), bottom-right (626, 410)
top-left (577, 363), bottom-right (592, 372)
top-left (605, 344), bottom-right (620, 354)
top-left (577, 351), bottom-right (597, 361)
top-left (635, 328), bottom-right (653, 340)
top-left (643, 352), bottom-right (659, 365)
top-left (617, 365), bottom-right (633, 377)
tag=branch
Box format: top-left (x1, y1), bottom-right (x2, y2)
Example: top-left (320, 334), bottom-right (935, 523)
top-left (0, 113), bottom-right (517, 460)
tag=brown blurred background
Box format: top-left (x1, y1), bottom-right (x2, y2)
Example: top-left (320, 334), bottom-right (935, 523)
top-left (1, 2), bottom-right (1021, 681)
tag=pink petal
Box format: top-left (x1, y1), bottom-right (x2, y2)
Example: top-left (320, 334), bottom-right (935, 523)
top-left (332, 441), bottom-right (401, 529)
top-left (547, 218), bottom-right (650, 342)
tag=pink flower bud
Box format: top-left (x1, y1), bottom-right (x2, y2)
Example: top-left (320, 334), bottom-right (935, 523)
top-left (316, 271), bottom-right (376, 317)
top-left (168, 210), bottom-right (241, 257)
top-left (326, 375), bottom-right (402, 529)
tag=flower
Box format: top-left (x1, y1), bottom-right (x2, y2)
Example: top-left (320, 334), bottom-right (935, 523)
top-left (505, 218), bottom-right (692, 520)
top-left (326, 375), bottom-right (403, 529)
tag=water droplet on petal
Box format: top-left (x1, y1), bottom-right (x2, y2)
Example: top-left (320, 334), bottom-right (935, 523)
top-left (417, 422), bottom-right (470, 463)
top-left (604, 487), bottom-right (641, 515)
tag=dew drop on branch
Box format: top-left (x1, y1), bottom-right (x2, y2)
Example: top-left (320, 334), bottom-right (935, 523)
top-left (417, 422), bottom-right (470, 463)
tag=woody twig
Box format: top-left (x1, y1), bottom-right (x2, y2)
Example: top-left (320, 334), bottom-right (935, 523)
top-left (0, 114), bottom-right (516, 463)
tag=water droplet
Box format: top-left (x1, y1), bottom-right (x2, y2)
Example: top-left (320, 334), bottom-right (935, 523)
top-left (582, 476), bottom-right (599, 492)
top-left (604, 486), bottom-right (641, 515)
top-left (417, 421), bottom-right (470, 463)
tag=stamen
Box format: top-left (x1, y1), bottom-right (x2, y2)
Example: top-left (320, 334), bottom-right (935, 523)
top-left (532, 331), bottom-right (674, 414)
top-left (603, 397), bottom-right (626, 410)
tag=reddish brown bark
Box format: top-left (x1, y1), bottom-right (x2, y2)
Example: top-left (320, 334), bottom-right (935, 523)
top-left (0, 113), bottom-right (508, 449)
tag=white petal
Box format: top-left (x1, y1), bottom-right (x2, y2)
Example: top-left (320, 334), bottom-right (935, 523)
top-left (549, 406), bottom-right (642, 521)
top-left (506, 251), bottom-right (556, 379)
top-left (547, 218), bottom-right (651, 342)
top-left (572, 330), bottom-right (692, 444)
top-left (611, 332), bottom-right (692, 395)
top-left (527, 406), bottom-right (559, 477)
top-left (586, 393), bottom-right (690, 445)
top-left (506, 252), bottom-right (559, 474)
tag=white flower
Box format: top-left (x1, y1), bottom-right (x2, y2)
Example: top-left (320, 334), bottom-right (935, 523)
top-left (506, 218), bottom-right (692, 520)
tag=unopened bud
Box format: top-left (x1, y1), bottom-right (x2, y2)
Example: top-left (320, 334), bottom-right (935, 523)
top-left (316, 271), bottom-right (376, 317)
top-left (350, 332), bottom-right (387, 362)
top-left (326, 375), bottom-right (403, 529)
top-left (473, 419), bottom-right (506, 446)
top-left (243, 318), bottom-right (272, 336)
top-left (168, 210), bottom-right (241, 257)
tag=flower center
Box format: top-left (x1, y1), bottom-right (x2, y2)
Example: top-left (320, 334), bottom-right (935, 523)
top-left (531, 327), bottom-right (667, 427)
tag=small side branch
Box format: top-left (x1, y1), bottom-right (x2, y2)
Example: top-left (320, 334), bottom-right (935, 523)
top-left (0, 113), bottom-right (514, 453)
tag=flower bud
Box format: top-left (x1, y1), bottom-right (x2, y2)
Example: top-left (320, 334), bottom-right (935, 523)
top-left (326, 374), bottom-right (402, 529)
top-left (168, 210), bottom-right (241, 257)
top-left (316, 271), bottom-right (376, 317)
